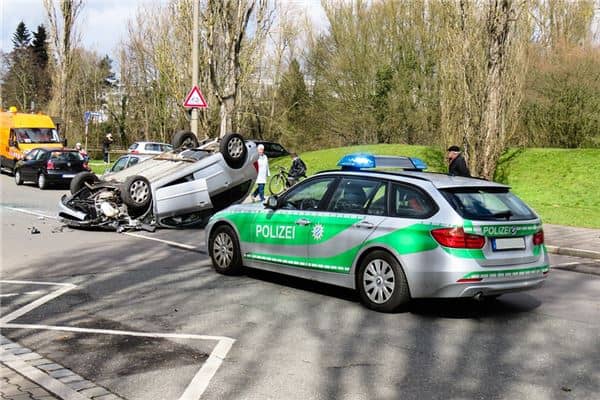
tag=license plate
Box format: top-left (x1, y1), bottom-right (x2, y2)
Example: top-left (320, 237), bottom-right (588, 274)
top-left (63, 174), bottom-right (75, 178)
top-left (492, 237), bottom-right (526, 251)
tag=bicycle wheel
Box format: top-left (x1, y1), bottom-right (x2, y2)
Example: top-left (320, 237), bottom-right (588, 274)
top-left (269, 174), bottom-right (287, 195)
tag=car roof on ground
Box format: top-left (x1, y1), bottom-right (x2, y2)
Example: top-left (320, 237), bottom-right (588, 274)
top-left (315, 169), bottom-right (509, 189)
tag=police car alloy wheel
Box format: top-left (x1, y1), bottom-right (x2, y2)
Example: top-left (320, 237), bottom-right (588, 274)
top-left (210, 225), bottom-right (242, 275)
top-left (357, 250), bottom-right (410, 312)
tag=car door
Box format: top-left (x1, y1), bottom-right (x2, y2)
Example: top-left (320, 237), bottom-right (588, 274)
top-left (154, 177), bottom-right (212, 218)
top-left (308, 177), bottom-right (388, 273)
top-left (20, 149), bottom-right (42, 180)
top-left (244, 176), bottom-right (338, 270)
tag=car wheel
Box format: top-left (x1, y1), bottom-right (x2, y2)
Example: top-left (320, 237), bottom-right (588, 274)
top-left (70, 171), bottom-right (100, 194)
top-left (220, 133), bottom-right (247, 169)
top-left (14, 169), bottom-right (23, 185)
top-left (38, 173), bottom-right (48, 190)
top-left (209, 225), bottom-right (243, 275)
top-left (121, 175), bottom-right (152, 209)
top-left (172, 130), bottom-right (199, 149)
top-left (268, 175), bottom-right (287, 195)
top-left (357, 250), bottom-right (410, 312)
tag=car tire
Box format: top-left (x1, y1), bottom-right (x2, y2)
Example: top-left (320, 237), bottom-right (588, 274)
top-left (172, 130), bottom-right (199, 149)
top-left (357, 250), bottom-right (410, 312)
top-left (70, 171), bottom-right (100, 194)
top-left (37, 173), bottom-right (48, 190)
top-left (121, 175), bottom-right (152, 209)
top-left (14, 169), bottom-right (23, 185)
top-left (209, 225), bottom-right (243, 275)
top-left (220, 133), bottom-right (247, 169)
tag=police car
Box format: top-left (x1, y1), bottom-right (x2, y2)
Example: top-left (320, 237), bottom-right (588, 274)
top-left (206, 154), bottom-right (549, 312)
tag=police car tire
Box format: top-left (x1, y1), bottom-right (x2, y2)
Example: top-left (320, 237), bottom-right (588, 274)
top-left (14, 169), bottom-right (23, 185)
top-left (209, 225), bottom-right (243, 275)
top-left (220, 133), bottom-right (247, 169)
top-left (357, 250), bottom-right (410, 312)
top-left (70, 172), bottom-right (100, 194)
top-left (121, 175), bottom-right (152, 209)
top-left (172, 131), bottom-right (199, 150)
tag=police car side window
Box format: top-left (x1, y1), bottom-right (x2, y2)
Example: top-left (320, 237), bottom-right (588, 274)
top-left (391, 183), bottom-right (435, 218)
top-left (328, 178), bottom-right (384, 214)
top-left (282, 177), bottom-right (336, 211)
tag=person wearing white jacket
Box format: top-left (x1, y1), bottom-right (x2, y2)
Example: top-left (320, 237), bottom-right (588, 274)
top-left (252, 144), bottom-right (270, 201)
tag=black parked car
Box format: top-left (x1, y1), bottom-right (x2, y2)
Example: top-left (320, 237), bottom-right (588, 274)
top-left (251, 140), bottom-right (289, 159)
top-left (14, 148), bottom-right (90, 189)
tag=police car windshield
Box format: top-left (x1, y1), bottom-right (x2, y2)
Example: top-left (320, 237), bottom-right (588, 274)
top-left (15, 128), bottom-right (60, 143)
top-left (440, 188), bottom-right (537, 221)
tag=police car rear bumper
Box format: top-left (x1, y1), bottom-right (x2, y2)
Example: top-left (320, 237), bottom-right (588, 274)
top-left (431, 275), bottom-right (547, 298)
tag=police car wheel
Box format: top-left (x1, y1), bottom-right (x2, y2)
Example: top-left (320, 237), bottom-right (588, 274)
top-left (209, 225), bottom-right (243, 275)
top-left (357, 250), bottom-right (410, 312)
top-left (14, 169), bottom-right (23, 185)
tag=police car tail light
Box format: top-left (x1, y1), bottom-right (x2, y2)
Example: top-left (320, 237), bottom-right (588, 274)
top-left (431, 227), bottom-right (485, 249)
top-left (46, 160), bottom-right (56, 170)
top-left (253, 160), bottom-right (259, 172)
top-left (533, 230), bottom-right (544, 245)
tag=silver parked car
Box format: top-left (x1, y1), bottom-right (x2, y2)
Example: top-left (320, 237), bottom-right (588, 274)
top-left (59, 133), bottom-right (258, 230)
top-left (128, 141), bottom-right (173, 155)
top-left (206, 153), bottom-right (549, 312)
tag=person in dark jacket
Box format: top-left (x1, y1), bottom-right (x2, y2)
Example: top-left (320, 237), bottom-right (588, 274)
top-left (287, 152), bottom-right (307, 186)
top-left (447, 145), bottom-right (471, 177)
top-left (102, 133), bottom-right (113, 163)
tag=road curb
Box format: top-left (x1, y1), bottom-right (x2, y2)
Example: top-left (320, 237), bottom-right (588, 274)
top-left (546, 245), bottom-right (600, 260)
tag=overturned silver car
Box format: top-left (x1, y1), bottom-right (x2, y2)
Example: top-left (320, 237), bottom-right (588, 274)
top-left (58, 133), bottom-right (258, 230)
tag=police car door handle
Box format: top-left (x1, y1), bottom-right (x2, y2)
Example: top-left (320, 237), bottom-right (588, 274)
top-left (295, 218), bottom-right (311, 226)
top-left (355, 221), bottom-right (375, 229)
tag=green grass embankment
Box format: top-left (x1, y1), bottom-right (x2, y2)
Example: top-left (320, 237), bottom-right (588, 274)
top-left (273, 146), bottom-right (600, 228)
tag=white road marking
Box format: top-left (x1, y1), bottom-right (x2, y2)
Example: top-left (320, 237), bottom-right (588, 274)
top-left (0, 290), bottom-right (45, 298)
top-left (5, 206), bottom-right (58, 220)
top-left (552, 262), bottom-right (580, 268)
top-left (0, 281), bottom-right (76, 325)
top-left (5, 205), bottom-right (200, 251)
top-left (123, 232), bottom-right (198, 251)
top-left (0, 280), bottom-right (235, 399)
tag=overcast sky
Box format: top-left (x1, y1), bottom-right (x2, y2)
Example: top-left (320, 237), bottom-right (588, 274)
top-left (1, 0), bottom-right (327, 57)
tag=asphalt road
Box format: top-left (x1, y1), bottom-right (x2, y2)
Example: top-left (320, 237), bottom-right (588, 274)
top-left (1, 173), bottom-right (599, 400)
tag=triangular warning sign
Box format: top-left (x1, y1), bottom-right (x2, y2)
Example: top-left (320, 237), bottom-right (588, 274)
top-left (183, 85), bottom-right (208, 108)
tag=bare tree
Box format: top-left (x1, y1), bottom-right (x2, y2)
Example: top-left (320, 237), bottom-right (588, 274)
top-left (438, 0), bottom-right (529, 179)
top-left (43, 0), bottom-right (84, 132)
top-left (202, 0), bottom-right (270, 137)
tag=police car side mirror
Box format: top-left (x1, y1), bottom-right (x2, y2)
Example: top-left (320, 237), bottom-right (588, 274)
top-left (265, 196), bottom-right (279, 209)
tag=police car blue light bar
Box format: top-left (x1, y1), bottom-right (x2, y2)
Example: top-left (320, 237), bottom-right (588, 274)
top-left (337, 153), bottom-right (427, 171)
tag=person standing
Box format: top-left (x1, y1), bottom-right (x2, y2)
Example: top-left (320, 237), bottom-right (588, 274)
top-left (75, 142), bottom-right (88, 160)
top-left (447, 145), bottom-right (471, 177)
top-left (102, 133), bottom-right (113, 163)
top-left (252, 144), bottom-right (269, 201)
top-left (287, 152), bottom-right (307, 187)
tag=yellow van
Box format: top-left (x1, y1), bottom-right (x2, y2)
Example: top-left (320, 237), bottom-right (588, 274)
top-left (0, 107), bottom-right (64, 174)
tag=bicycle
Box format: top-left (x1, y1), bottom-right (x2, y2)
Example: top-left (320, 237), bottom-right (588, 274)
top-left (268, 166), bottom-right (305, 195)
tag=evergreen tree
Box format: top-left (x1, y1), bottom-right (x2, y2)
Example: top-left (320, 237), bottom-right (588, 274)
top-left (32, 25), bottom-right (49, 68)
top-left (12, 21), bottom-right (31, 49)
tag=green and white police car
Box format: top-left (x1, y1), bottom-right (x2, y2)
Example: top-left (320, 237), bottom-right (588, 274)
top-left (206, 154), bottom-right (548, 312)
